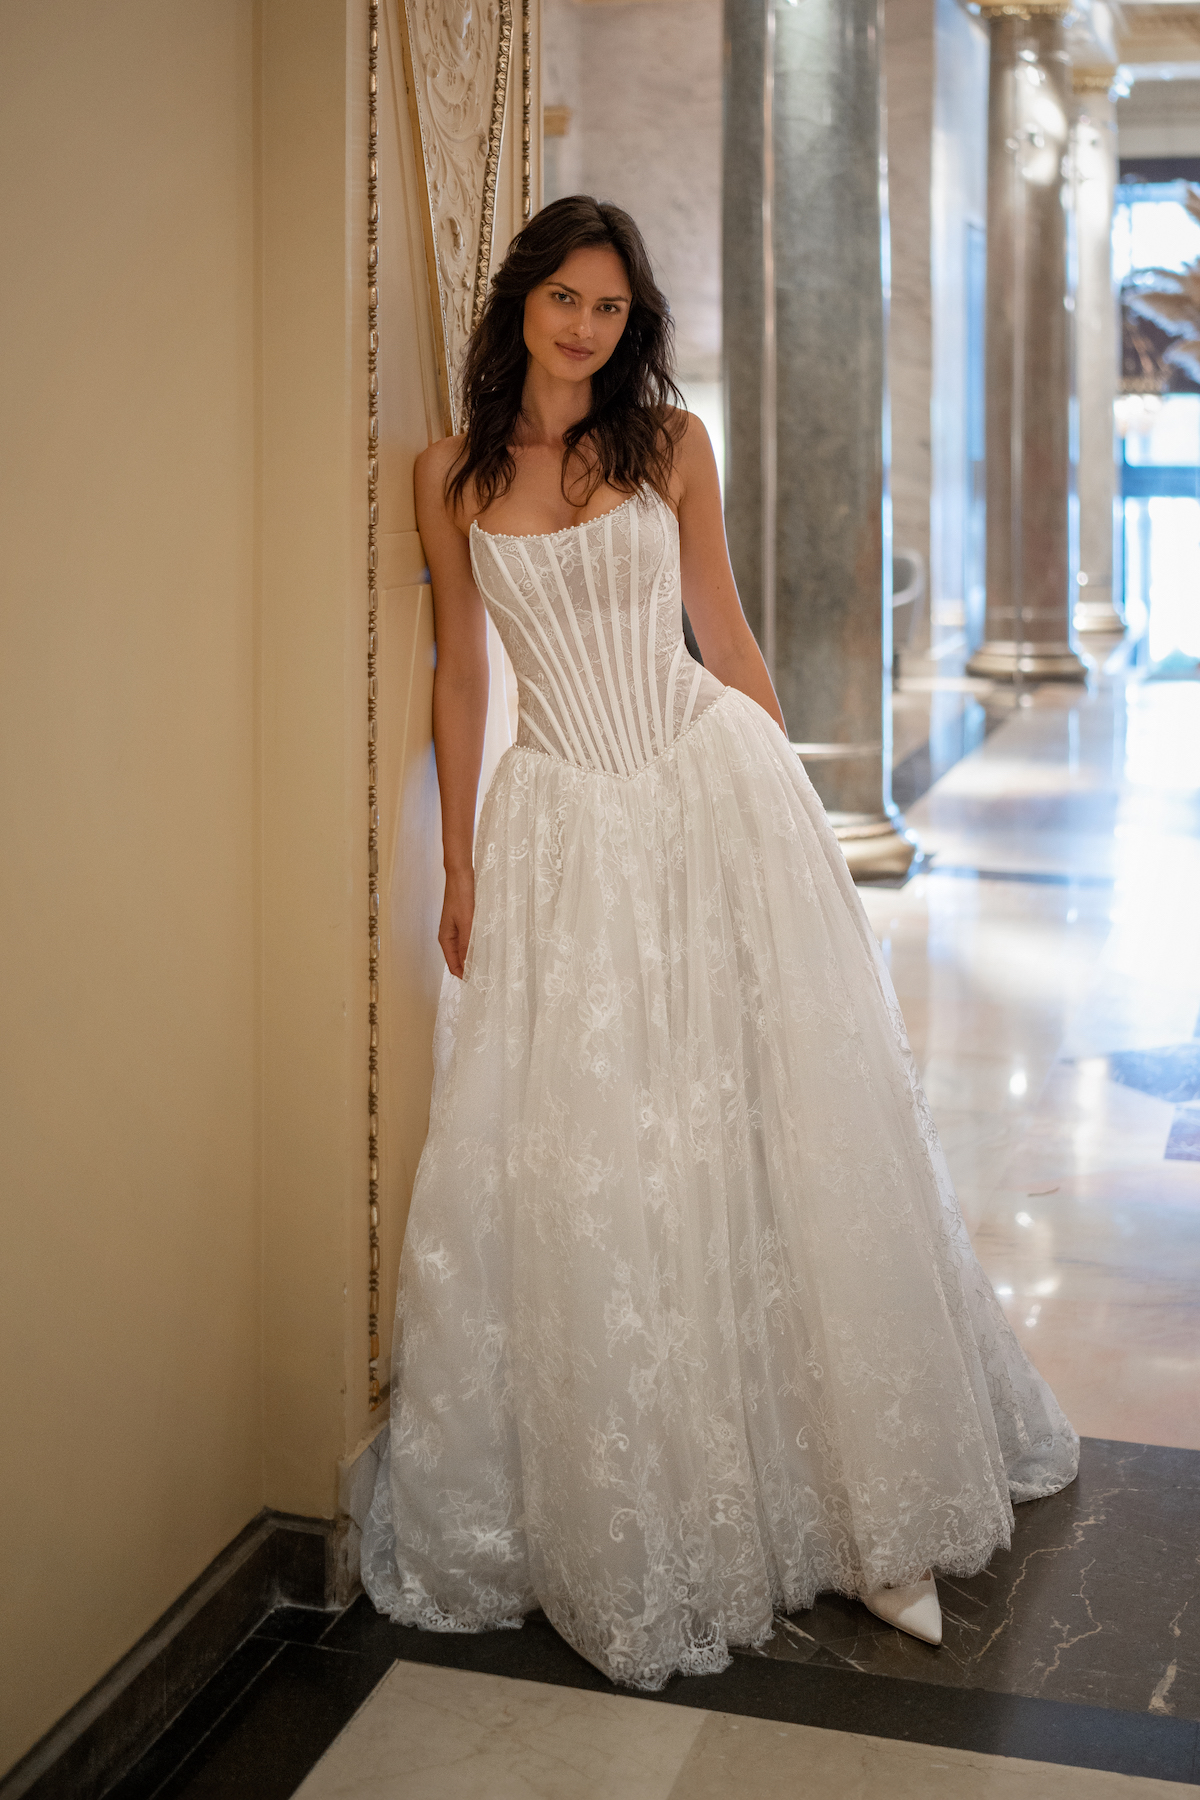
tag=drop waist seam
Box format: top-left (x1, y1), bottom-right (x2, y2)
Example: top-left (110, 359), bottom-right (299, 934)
top-left (499, 684), bottom-right (742, 785)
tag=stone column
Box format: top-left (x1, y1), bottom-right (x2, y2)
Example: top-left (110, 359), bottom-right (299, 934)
top-left (724, 0), bottom-right (917, 880)
top-left (966, 3), bottom-right (1086, 682)
top-left (1071, 69), bottom-right (1124, 637)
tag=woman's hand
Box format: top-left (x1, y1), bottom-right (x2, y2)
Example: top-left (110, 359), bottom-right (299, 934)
top-left (439, 867), bottom-right (476, 978)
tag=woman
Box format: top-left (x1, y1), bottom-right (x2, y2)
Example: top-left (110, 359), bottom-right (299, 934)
top-left (362, 196), bottom-right (1077, 1691)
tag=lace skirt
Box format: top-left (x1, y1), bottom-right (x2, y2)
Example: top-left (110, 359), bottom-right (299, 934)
top-left (362, 687), bottom-right (1079, 1691)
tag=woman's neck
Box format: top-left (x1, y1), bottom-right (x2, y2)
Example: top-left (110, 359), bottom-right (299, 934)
top-left (516, 359), bottom-right (592, 449)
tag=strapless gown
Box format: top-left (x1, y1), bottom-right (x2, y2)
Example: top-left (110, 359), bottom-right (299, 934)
top-left (361, 485), bottom-right (1078, 1691)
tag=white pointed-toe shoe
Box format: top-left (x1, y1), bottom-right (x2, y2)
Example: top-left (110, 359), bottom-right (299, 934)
top-left (863, 1572), bottom-right (942, 1645)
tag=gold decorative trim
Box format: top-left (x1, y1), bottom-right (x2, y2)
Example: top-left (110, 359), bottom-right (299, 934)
top-left (522, 0), bottom-right (533, 221)
top-left (475, 0), bottom-right (513, 330)
top-left (1071, 66), bottom-right (1117, 93)
top-left (977, 1), bottom-right (1070, 15)
top-left (367, 0), bottom-right (383, 1410)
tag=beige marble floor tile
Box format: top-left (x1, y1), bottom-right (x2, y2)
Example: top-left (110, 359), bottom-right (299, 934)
top-left (293, 1661), bottom-right (705, 1800)
top-left (669, 1711), bottom-right (1200, 1799)
top-left (863, 678), bottom-right (1200, 1450)
top-left (1062, 970), bottom-right (1200, 1059)
top-left (967, 1164), bottom-right (1200, 1448)
top-left (998, 1070), bottom-right (1178, 1182)
top-left (294, 1659), bottom-right (1200, 1800)
top-left (920, 1112), bottom-right (1024, 1222)
top-left (918, 1051), bottom-right (1063, 1116)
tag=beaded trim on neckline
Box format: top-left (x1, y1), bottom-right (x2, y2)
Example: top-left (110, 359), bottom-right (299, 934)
top-left (470, 488), bottom-right (665, 545)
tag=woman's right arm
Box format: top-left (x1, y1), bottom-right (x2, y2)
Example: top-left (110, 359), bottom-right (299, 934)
top-left (415, 443), bottom-right (490, 979)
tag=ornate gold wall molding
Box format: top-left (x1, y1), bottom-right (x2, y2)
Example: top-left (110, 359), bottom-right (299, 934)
top-left (521, 0), bottom-right (532, 223)
top-left (398, 0), bottom-right (515, 431)
top-left (367, 0), bottom-right (383, 1409)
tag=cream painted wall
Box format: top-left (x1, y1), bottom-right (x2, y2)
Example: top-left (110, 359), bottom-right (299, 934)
top-left (0, 0), bottom-right (261, 1770)
top-left (1119, 78), bottom-right (1200, 158)
top-left (0, 0), bottom-right (535, 1770)
top-left (257, 0), bottom-right (375, 1520)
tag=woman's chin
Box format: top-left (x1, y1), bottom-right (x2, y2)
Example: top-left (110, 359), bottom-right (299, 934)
top-left (528, 347), bottom-right (596, 382)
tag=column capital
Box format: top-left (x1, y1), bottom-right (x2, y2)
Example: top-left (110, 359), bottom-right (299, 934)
top-left (1072, 65), bottom-right (1119, 94)
top-left (977, 1), bottom-right (1072, 16)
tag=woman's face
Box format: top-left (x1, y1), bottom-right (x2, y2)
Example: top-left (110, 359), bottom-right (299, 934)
top-left (523, 245), bottom-right (632, 386)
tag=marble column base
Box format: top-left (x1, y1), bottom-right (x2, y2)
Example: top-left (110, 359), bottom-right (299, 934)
top-left (827, 812), bottom-right (920, 880)
top-left (965, 639), bottom-right (1087, 682)
top-left (1074, 587), bottom-right (1125, 636)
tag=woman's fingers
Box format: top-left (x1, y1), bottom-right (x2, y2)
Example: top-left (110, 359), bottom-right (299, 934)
top-left (439, 924), bottom-right (463, 978)
top-left (438, 904), bottom-right (473, 979)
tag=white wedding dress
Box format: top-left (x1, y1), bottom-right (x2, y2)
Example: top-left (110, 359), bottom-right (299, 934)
top-left (361, 485), bottom-right (1078, 1691)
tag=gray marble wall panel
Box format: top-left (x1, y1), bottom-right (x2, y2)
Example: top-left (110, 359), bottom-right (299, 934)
top-left (930, 0), bottom-right (988, 658)
top-left (884, 0), bottom-right (935, 652)
top-left (1071, 77), bottom-right (1123, 637)
top-left (542, 0), bottom-right (584, 201)
top-left (968, 6), bottom-right (1085, 682)
top-left (722, 0), bottom-right (768, 642)
top-left (540, 0), bottom-right (723, 383)
top-left (772, 0), bottom-right (888, 809)
top-left (725, 0), bottom-right (910, 865)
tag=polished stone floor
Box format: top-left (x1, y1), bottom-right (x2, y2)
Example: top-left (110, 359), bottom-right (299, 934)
top-left (106, 670), bottom-right (1200, 1797)
top-left (861, 674), bottom-right (1200, 1455)
top-left (752, 1438), bottom-right (1199, 1715)
top-left (291, 1662), bottom-right (1196, 1800)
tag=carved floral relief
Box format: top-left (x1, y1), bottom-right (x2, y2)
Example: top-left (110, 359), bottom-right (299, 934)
top-left (402, 0), bottom-right (512, 426)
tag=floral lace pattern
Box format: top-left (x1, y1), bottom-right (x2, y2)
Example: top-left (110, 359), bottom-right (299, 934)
top-left (362, 491), bottom-right (1078, 1692)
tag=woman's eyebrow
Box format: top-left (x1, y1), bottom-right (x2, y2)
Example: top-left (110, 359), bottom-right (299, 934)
top-left (546, 281), bottom-right (630, 304)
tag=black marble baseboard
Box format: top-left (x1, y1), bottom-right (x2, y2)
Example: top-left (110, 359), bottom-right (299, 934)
top-left (0, 1512), bottom-right (340, 1800)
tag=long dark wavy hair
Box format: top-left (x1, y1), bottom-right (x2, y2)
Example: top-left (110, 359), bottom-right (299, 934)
top-left (447, 196), bottom-right (684, 512)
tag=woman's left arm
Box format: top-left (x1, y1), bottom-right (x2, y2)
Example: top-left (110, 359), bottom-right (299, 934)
top-left (674, 414), bottom-right (786, 735)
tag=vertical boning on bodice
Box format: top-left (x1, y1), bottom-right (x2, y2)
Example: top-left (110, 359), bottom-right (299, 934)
top-left (469, 489), bottom-right (723, 776)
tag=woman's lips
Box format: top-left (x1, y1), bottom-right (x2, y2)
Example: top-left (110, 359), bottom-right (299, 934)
top-left (557, 342), bottom-right (593, 361)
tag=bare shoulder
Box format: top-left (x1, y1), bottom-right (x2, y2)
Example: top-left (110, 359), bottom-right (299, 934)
top-left (415, 433), bottom-right (466, 496)
top-left (415, 434), bottom-right (471, 536)
top-left (664, 404), bottom-right (706, 437)
top-left (663, 407), bottom-right (719, 502)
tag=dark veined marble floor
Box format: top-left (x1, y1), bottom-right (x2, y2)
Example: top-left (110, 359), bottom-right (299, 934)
top-left (751, 1438), bottom-right (1199, 1720)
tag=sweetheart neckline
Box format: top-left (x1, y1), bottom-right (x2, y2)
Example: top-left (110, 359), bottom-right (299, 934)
top-left (470, 488), bottom-right (672, 545)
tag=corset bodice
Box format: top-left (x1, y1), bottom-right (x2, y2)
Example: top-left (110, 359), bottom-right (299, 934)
top-left (470, 488), bottom-right (725, 776)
